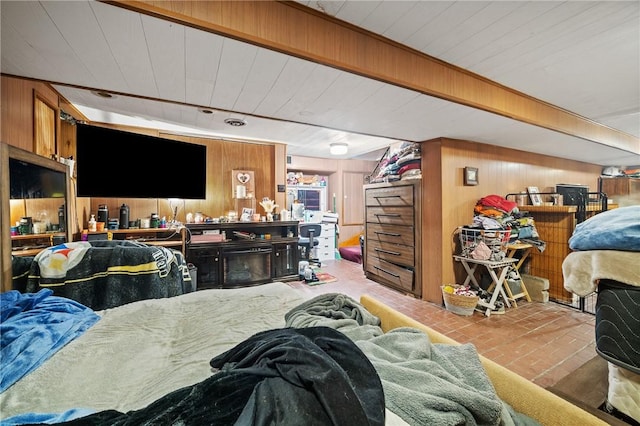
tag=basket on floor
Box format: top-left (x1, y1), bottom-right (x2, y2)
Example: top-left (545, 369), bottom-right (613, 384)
top-left (442, 285), bottom-right (479, 316)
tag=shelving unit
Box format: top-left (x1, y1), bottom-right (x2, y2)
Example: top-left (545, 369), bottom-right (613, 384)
top-left (11, 233), bottom-right (66, 257)
top-left (84, 227), bottom-right (187, 255)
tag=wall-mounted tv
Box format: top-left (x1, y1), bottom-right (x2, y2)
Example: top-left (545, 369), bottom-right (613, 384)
top-left (76, 123), bottom-right (207, 199)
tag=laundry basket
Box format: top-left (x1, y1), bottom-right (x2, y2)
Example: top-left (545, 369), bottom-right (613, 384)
top-left (458, 227), bottom-right (511, 261)
top-left (442, 284), bottom-right (479, 316)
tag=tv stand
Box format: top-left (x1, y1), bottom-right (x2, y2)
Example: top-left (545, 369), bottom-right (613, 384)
top-left (186, 221), bottom-right (300, 289)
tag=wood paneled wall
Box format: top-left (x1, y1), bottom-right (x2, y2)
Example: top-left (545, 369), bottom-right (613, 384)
top-left (75, 126), bottom-right (279, 231)
top-left (1, 77), bottom-right (59, 153)
top-left (420, 137), bottom-right (602, 304)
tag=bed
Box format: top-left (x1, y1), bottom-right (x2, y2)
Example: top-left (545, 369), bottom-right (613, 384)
top-left (562, 205), bottom-right (640, 424)
top-left (1, 281), bottom-right (608, 425)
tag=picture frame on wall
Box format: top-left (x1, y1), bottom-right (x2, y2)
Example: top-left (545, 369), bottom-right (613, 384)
top-left (464, 167), bottom-right (479, 186)
top-left (527, 186), bottom-right (542, 206)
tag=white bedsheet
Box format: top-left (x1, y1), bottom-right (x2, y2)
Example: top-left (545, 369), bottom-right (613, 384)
top-left (608, 362), bottom-right (640, 423)
top-left (0, 283), bottom-right (305, 419)
top-left (0, 282), bottom-right (409, 426)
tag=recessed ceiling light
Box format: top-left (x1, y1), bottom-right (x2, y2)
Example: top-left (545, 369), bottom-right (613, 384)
top-left (224, 118), bottom-right (247, 127)
top-left (330, 142), bottom-right (348, 155)
top-left (91, 90), bottom-right (114, 99)
top-left (198, 108), bottom-right (214, 114)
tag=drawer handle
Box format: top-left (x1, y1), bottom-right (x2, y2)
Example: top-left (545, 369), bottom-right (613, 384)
top-left (373, 195), bottom-right (402, 199)
top-left (373, 265), bottom-right (400, 278)
top-left (374, 248), bottom-right (401, 256)
top-left (374, 213), bottom-right (401, 217)
top-left (374, 231), bottom-right (401, 237)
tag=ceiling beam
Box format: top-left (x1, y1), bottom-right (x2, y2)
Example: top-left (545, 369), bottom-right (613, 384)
top-left (107, 0), bottom-right (638, 155)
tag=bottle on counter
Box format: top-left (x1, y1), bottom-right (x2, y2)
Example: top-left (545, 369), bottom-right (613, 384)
top-left (88, 214), bottom-right (97, 232)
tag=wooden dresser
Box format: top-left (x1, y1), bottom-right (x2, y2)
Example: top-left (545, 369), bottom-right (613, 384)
top-left (364, 180), bottom-right (422, 297)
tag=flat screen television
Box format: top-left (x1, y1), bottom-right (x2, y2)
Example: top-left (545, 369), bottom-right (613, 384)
top-left (9, 158), bottom-right (66, 199)
top-left (76, 123), bottom-right (207, 199)
top-left (556, 184), bottom-right (588, 206)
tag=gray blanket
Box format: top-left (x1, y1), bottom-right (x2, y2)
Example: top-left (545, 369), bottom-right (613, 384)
top-left (285, 293), bottom-right (538, 426)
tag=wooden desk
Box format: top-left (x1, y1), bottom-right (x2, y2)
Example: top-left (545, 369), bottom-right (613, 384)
top-left (453, 255), bottom-right (519, 317)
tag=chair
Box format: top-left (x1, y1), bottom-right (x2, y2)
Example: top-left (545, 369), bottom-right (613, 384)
top-left (298, 223), bottom-right (322, 266)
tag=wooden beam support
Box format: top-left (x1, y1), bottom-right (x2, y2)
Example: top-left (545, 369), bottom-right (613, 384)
top-left (108, 0), bottom-right (638, 154)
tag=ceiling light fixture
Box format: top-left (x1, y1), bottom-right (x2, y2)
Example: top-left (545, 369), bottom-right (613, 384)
top-left (330, 142), bottom-right (348, 155)
top-left (224, 118), bottom-right (247, 127)
top-left (91, 90), bottom-right (114, 99)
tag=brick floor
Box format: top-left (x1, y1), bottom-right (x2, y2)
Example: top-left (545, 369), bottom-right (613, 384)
top-left (288, 258), bottom-right (597, 389)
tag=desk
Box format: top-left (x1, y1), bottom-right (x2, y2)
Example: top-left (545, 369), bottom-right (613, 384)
top-left (453, 255), bottom-right (519, 317)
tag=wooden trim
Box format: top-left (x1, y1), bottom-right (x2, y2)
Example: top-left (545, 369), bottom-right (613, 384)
top-left (108, 0), bottom-right (638, 154)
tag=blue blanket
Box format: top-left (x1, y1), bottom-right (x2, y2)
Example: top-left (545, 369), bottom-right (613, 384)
top-left (569, 205), bottom-right (640, 251)
top-left (0, 289), bottom-right (100, 393)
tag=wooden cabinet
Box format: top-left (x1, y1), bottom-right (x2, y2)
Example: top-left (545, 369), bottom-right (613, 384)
top-left (599, 176), bottom-right (639, 198)
top-left (272, 241), bottom-right (299, 279)
top-left (84, 227), bottom-right (187, 255)
top-left (364, 180), bottom-right (422, 297)
top-left (1, 143), bottom-right (73, 291)
top-left (186, 221), bottom-right (300, 289)
top-left (11, 233), bottom-right (66, 257)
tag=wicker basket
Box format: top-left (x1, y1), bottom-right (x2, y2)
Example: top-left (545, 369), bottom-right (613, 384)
top-left (442, 285), bottom-right (479, 316)
top-left (458, 227), bottom-right (511, 261)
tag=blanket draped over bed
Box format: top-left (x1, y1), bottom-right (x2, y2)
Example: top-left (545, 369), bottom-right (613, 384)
top-left (563, 205), bottom-right (640, 423)
top-left (0, 289), bottom-right (99, 393)
top-left (1, 285), bottom-right (541, 426)
top-left (39, 327), bottom-right (386, 426)
top-left (284, 293), bottom-right (537, 426)
top-left (24, 240), bottom-right (189, 310)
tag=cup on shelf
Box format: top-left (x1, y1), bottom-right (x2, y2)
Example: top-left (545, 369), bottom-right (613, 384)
top-left (96, 222), bottom-right (105, 232)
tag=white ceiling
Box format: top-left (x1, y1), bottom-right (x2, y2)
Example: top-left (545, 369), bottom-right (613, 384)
top-left (1, 1), bottom-right (639, 165)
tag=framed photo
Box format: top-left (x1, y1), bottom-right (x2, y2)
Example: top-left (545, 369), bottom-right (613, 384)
top-left (464, 167), bottom-right (478, 186)
top-left (240, 207), bottom-right (254, 221)
top-left (527, 186), bottom-right (542, 206)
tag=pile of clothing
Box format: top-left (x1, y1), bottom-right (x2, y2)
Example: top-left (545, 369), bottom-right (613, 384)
top-left (472, 195), bottom-right (545, 252)
top-left (369, 142), bottom-right (421, 183)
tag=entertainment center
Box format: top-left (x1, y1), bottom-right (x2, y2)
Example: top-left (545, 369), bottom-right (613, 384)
top-left (186, 221), bottom-right (301, 289)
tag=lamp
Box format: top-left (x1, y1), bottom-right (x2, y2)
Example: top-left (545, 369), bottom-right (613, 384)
top-left (330, 142), bottom-right (348, 155)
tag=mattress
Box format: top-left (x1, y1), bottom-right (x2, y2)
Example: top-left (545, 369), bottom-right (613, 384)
top-left (595, 280), bottom-right (640, 374)
top-left (607, 362), bottom-right (640, 423)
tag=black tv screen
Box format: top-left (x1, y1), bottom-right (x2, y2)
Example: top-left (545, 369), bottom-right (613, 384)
top-left (76, 124), bottom-right (206, 199)
top-left (9, 158), bottom-right (66, 199)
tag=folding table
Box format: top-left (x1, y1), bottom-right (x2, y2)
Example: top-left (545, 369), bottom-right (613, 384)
top-left (453, 255), bottom-right (519, 317)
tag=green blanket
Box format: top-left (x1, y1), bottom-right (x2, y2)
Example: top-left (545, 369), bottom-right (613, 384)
top-left (285, 293), bottom-right (539, 426)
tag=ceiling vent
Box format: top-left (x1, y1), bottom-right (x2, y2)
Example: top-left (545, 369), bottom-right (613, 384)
top-left (224, 118), bottom-right (246, 127)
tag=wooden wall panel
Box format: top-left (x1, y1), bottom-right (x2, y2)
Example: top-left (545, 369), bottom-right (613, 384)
top-left (430, 137), bottom-right (602, 304)
top-left (2, 77), bottom-right (34, 151)
top-left (342, 171), bottom-right (366, 225)
top-left (80, 132), bottom-right (277, 229)
top-left (1, 76), bottom-right (61, 154)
